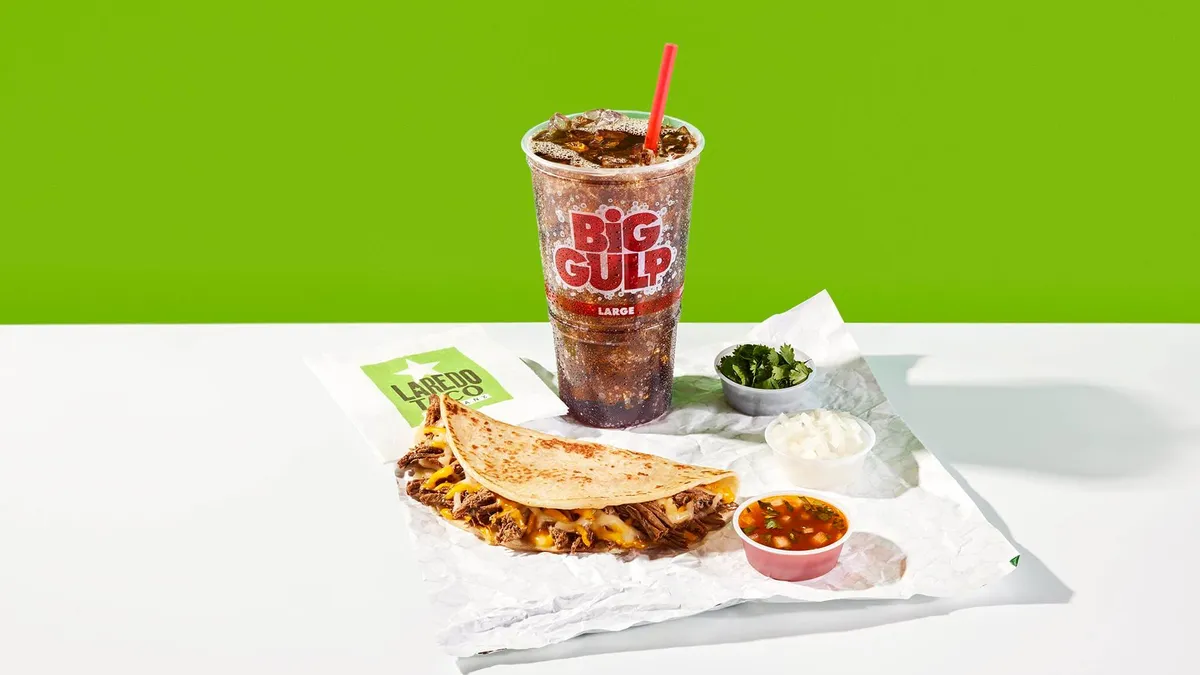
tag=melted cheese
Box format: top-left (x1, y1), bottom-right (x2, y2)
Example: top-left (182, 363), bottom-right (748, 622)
top-left (536, 508), bottom-right (598, 547)
top-left (662, 498), bottom-right (695, 525)
top-left (495, 498), bottom-right (527, 528)
top-left (428, 438), bottom-right (448, 450)
top-left (443, 481), bottom-right (480, 497)
top-left (420, 425), bottom-right (446, 435)
top-left (421, 464), bottom-right (457, 489)
top-left (531, 532), bottom-right (556, 550)
top-left (592, 512), bottom-right (643, 548)
top-left (704, 478), bottom-right (737, 503)
top-left (542, 509), bottom-right (571, 524)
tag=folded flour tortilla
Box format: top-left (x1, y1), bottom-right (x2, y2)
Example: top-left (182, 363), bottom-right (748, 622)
top-left (396, 395), bottom-right (739, 554)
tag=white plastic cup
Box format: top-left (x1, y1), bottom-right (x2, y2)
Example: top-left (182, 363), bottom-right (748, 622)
top-left (764, 411), bottom-right (876, 490)
top-left (713, 345), bottom-right (815, 416)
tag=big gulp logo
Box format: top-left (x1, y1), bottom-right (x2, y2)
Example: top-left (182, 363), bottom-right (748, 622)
top-left (554, 207), bottom-right (674, 295)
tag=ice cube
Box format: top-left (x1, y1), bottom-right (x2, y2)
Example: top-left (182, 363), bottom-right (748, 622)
top-left (596, 129), bottom-right (626, 149)
top-left (549, 112), bottom-right (572, 132)
top-left (593, 109), bottom-right (626, 130)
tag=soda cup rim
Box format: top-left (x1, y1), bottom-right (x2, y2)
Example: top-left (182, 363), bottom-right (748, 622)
top-left (521, 110), bottom-right (705, 177)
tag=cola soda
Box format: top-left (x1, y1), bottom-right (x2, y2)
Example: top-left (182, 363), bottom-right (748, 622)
top-left (521, 110), bottom-right (704, 428)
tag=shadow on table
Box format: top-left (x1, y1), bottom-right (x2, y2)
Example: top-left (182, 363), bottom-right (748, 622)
top-left (521, 358), bottom-right (558, 395)
top-left (865, 355), bottom-right (1179, 478)
top-left (457, 355), bottom-right (1109, 672)
top-left (527, 354), bottom-right (1180, 479)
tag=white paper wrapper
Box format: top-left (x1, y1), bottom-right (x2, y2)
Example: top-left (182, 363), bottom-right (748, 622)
top-left (397, 291), bottom-right (1018, 656)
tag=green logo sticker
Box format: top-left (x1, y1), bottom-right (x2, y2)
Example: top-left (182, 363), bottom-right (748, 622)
top-left (360, 347), bottom-right (512, 425)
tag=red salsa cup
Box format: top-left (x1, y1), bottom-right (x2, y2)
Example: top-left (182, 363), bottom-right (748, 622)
top-left (733, 491), bottom-right (854, 582)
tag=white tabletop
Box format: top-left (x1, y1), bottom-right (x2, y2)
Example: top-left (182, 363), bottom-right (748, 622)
top-left (2, 323), bottom-right (1198, 674)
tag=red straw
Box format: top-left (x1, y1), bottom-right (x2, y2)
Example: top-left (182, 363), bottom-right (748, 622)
top-left (643, 43), bottom-right (678, 153)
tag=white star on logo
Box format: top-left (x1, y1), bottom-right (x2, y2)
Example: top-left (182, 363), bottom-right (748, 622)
top-left (394, 359), bottom-right (440, 381)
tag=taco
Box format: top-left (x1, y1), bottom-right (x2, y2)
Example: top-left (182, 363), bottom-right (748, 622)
top-left (395, 395), bottom-right (739, 554)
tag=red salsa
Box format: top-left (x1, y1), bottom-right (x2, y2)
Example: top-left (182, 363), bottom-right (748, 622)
top-left (738, 495), bottom-right (848, 551)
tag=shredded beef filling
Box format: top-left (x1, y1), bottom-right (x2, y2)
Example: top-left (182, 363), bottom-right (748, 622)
top-left (661, 520), bottom-right (708, 549)
top-left (395, 401), bottom-right (446, 476)
top-left (474, 502), bottom-right (503, 524)
top-left (403, 473), bottom-right (732, 551)
top-left (421, 400), bottom-right (443, 427)
top-left (673, 487), bottom-right (718, 514)
top-left (698, 504), bottom-right (736, 530)
top-left (452, 488), bottom-right (497, 522)
top-left (605, 503), bottom-right (672, 543)
top-left (546, 525), bottom-right (595, 553)
top-left (405, 479), bottom-right (448, 509)
top-left (494, 513), bottom-right (528, 543)
top-left (623, 494), bottom-right (736, 549)
top-left (396, 444), bottom-right (442, 476)
top-left (550, 527), bottom-right (571, 550)
top-left (551, 529), bottom-right (591, 553)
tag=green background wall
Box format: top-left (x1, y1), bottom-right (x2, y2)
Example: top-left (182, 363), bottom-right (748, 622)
top-left (2, 1), bottom-right (1196, 323)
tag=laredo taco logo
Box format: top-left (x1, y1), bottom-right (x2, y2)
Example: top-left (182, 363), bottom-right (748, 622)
top-left (553, 207), bottom-right (675, 296)
top-left (360, 346), bottom-right (512, 426)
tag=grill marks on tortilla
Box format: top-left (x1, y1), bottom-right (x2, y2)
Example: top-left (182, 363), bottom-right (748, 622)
top-left (537, 437), bottom-right (597, 458)
top-left (442, 396), bottom-right (734, 509)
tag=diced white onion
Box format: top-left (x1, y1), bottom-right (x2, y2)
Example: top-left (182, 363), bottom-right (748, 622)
top-left (767, 409), bottom-right (868, 459)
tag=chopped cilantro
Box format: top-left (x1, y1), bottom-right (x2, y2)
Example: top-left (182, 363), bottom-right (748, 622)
top-left (718, 344), bottom-right (812, 390)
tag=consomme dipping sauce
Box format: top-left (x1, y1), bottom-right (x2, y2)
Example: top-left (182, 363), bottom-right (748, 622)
top-left (733, 492), bottom-right (853, 581)
top-left (739, 495), bottom-right (847, 551)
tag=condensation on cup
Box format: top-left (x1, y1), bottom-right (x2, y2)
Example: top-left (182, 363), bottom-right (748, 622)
top-left (521, 110), bottom-right (704, 428)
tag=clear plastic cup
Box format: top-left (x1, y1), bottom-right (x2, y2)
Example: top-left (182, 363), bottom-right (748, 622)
top-left (521, 111), bottom-right (705, 428)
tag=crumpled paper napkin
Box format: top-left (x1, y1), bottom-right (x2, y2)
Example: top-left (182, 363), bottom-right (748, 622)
top-left (398, 291), bottom-right (1018, 656)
